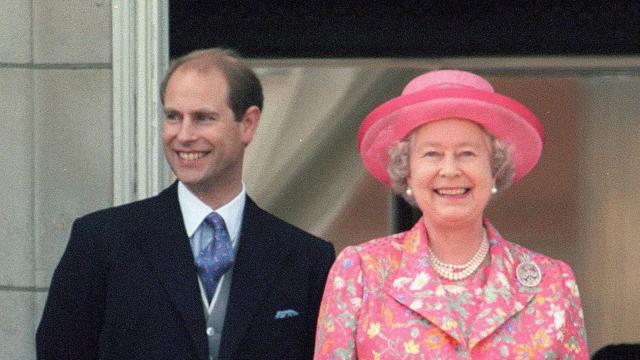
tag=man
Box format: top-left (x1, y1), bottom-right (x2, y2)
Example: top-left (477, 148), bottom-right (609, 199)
top-left (36, 48), bottom-right (336, 359)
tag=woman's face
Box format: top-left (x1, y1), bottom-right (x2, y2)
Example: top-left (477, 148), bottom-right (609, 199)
top-left (406, 118), bottom-right (494, 227)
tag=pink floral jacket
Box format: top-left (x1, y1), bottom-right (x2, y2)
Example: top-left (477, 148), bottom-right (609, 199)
top-left (314, 219), bottom-right (588, 359)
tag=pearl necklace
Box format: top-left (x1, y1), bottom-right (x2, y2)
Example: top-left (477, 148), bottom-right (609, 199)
top-left (429, 231), bottom-right (490, 281)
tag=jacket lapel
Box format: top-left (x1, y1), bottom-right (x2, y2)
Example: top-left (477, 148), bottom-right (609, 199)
top-left (383, 221), bottom-right (467, 345)
top-left (382, 220), bottom-right (539, 348)
top-left (132, 183), bottom-right (209, 360)
top-left (467, 223), bottom-right (539, 349)
top-left (218, 198), bottom-right (295, 358)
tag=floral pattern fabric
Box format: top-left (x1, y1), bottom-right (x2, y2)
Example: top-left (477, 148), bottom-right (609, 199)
top-left (314, 219), bottom-right (588, 359)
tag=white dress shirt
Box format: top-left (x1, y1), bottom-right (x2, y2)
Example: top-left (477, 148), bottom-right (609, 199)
top-left (177, 181), bottom-right (245, 315)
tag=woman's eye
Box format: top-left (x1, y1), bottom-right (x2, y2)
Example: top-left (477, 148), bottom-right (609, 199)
top-left (460, 150), bottom-right (475, 157)
top-left (424, 151), bottom-right (441, 157)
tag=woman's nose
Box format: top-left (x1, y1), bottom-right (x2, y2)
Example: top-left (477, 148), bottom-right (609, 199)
top-left (439, 156), bottom-right (461, 177)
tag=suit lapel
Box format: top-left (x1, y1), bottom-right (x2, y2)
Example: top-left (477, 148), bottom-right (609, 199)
top-left (218, 198), bottom-right (294, 358)
top-left (132, 183), bottom-right (209, 360)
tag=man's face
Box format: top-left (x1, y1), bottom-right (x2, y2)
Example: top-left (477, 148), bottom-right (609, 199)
top-left (162, 67), bottom-right (256, 194)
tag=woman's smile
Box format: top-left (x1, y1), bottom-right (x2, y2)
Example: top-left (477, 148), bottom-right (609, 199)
top-left (434, 188), bottom-right (467, 196)
top-left (407, 118), bottom-right (494, 226)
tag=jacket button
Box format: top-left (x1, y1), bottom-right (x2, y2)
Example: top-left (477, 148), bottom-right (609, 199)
top-left (206, 327), bottom-right (215, 336)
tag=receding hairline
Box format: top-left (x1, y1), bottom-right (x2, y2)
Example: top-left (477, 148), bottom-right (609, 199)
top-left (177, 52), bottom-right (239, 73)
top-left (160, 48), bottom-right (264, 121)
top-left (168, 60), bottom-right (228, 85)
top-left (162, 60), bottom-right (231, 106)
top-left (160, 49), bottom-right (242, 103)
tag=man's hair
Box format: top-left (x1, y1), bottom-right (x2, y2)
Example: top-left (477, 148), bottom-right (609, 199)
top-left (160, 48), bottom-right (263, 121)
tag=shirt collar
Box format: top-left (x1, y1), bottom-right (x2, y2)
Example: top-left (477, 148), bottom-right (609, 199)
top-left (177, 181), bottom-right (246, 241)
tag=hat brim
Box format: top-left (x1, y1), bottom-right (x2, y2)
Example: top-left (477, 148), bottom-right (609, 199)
top-left (358, 87), bottom-right (545, 186)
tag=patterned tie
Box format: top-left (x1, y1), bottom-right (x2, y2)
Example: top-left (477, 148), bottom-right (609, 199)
top-left (195, 212), bottom-right (235, 302)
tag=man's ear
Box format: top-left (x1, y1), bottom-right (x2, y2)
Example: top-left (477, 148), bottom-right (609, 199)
top-left (239, 105), bottom-right (261, 145)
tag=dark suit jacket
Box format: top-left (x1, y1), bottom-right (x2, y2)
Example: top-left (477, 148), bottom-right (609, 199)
top-left (36, 183), bottom-right (335, 359)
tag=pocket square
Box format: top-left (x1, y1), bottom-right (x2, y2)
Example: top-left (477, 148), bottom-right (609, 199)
top-left (275, 309), bottom-right (299, 319)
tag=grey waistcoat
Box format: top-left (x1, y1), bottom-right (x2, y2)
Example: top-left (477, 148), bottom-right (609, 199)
top-left (204, 269), bottom-right (233, 360)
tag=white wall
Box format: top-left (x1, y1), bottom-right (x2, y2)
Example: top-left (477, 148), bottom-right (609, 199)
top-left (0, 1), bottom-right (112, 358)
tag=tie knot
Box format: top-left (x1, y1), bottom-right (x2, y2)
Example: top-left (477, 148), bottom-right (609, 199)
top-left (205, 212), bottom-right (226, 231)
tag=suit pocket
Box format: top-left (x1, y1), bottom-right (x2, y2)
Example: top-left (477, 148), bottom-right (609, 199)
top-left (236, 311), bottom-right (312, 356)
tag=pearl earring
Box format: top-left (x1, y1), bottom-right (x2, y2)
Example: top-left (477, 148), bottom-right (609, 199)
top-left (491, 186), bottom-right (498, 194)
top-left (405, 187), bottom-right (413, 197)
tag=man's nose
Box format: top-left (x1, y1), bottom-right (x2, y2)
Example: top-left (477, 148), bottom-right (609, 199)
top-left (176, 120), bottom-right (197, 142)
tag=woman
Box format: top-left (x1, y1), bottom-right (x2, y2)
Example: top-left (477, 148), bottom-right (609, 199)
top-left (314, 70), bottom-right (588, 359)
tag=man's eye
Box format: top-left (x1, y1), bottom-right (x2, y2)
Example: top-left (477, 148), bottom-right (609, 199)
top-left (460, 151), bottom-right (475, 157)
top-left (165, 113), bottom-right (179, 121)
top-left (423, 151), bottom-right (440, 157)
top-left (196, 114), bottom-right (213, 122)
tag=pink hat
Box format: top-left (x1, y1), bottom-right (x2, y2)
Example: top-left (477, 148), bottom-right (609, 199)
top-left (357, 70), bottom-right (545, 186)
